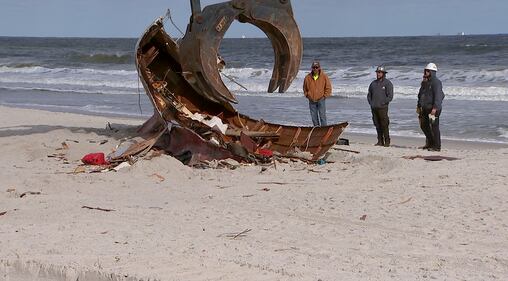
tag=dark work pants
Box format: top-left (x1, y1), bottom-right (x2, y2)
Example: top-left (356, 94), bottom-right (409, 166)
top-left (309, 98), bottom-right (327, 127)
top-left (371, 107), bottom-right (390, 144)
top-left (419, 108), bottom-right (441, 149)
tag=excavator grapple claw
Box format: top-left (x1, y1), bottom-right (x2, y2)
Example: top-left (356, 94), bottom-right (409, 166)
top-left (179, 0), bottom-right (303, 106)
top-left (134, 1), bottom-right (349, 164)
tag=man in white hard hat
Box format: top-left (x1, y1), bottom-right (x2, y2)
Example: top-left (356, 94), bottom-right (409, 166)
top-left (417, 63), bottom-right (445, 151)
top-left (367, 66), bottom-right (394, 147)
top-left (303, 61), bottom-right (332, 126)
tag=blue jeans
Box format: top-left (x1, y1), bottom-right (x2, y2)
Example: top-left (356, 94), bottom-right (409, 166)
top-left (309, 98), bottom-right (327, 127)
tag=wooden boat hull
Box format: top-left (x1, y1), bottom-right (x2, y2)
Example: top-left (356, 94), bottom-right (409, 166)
top-left (135, 19), bottom-right (348, 162)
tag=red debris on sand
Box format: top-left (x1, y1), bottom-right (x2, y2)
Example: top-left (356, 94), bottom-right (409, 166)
top-left (257, 149), bottom-right (273, 158)
top-left (81, 153), bottom-right (109, 165)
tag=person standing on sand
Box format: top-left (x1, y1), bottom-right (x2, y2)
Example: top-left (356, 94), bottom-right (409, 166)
top-left (367, 66), bottom-right (394, 147)
top-left (303, 61), bottom-right (332, 127)
top-left (417, 63), bottom-right (445, 151)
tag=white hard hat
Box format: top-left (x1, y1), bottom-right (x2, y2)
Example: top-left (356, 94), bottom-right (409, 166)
top-left (425, 63), bottom-right (438, 72)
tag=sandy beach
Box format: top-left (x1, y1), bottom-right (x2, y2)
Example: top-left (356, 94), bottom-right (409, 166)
top-left (1, 105), bottom-right (508, 280)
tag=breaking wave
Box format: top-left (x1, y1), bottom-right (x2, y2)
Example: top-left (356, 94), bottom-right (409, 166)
top-left (221, 67), bottom-right (508, 101)
top-left (1, 65), bottom-right (507, 101)
top-left (499, 128), bottom-right (508, 139)
top-left (0, 65), bottom-right (136, 76)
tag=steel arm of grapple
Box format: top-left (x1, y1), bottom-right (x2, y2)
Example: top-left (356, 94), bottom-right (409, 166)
top-left (190, 0), bottom-right (201, 21)
top-left (179, 0), bottom-right (303, 106)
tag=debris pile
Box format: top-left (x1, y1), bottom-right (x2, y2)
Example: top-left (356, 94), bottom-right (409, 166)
top-left (131, 1), bottom-right (348, 166)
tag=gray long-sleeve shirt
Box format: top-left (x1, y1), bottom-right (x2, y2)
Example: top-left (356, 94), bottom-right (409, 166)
top-left (418, 75), bottom-right (445, 110)
top-left (367, 78), bottom-right (394, 109)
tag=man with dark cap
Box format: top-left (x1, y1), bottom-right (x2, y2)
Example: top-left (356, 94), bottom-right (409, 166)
top-left (303, 61), bottom-right (332, 127)
top-left (417, 63), bottom-right (445, 151)
top-left (367, 66), bottom-right (394, 147)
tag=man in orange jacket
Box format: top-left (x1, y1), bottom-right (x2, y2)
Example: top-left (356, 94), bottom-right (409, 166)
top-left (303, 61), bottom-right (332, 126)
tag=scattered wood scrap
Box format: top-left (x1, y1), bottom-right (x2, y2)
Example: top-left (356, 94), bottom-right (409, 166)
top-left (71, 166), bottom-right (87, 174)
top-left (110, 131), bottom-right (165, 163)
top-left (56, 142), bottom-right (69, 151)
top-left (219, 228), bottom-right (252, 239)
top-left (151, 173), bottom-right (165, 182)
top-left (257, 181), bottom-right (289, 185)
top-left (19, 191), bottom-right (41, 198)
top-left (333, 147), bottom-right (360, 154)
top-left (274, 247), bottom-right (299, 252)
top-left (399, 197), bottom-right (413, 204)
top-left (82, 206), bottom-right (115, 212)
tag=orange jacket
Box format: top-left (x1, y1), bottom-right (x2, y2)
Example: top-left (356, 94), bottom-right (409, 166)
top-left (303, 71), bottom-right (332, 102)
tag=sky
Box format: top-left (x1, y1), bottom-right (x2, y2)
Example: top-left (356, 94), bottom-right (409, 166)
top-left (0, 0), bottom-right (507, 38)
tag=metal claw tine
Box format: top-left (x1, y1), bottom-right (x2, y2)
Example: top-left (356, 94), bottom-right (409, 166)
top-left (179, 0), bottom-right (302, 106)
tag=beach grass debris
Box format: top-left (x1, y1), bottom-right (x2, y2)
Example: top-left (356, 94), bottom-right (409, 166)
top-left (82, 206), bottom-right (115, 212)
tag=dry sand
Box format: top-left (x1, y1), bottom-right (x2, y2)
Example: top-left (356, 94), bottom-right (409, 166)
top-left (1, 105), bottom-right (507, 281)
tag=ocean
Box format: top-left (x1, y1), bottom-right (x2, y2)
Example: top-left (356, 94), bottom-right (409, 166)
top-left (0, 33), bottom-right (507, 144)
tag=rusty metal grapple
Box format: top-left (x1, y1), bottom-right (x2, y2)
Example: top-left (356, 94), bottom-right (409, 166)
top-left (134, 0), bottom-right (348, 165)
top-left (180, 0), bottom-right (303, 106)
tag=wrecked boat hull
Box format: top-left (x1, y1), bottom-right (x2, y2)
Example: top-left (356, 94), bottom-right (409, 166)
top-left (135, 19), bottom-right (348, 163)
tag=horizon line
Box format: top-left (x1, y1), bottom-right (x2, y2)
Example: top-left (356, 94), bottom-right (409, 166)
top-left (0, 32), bottom-right (507, 40)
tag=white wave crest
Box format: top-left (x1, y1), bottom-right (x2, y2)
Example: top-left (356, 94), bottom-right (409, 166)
top-left (221, 67), bottom-right (508, 101)
top-left (1, 65), bottom-right (507, 101)
top-left (498, 128), bottom-right (508, 139)
top-left (0, 65), bottom-right (136, 76)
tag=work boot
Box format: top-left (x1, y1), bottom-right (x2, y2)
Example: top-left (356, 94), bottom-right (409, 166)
top-left (427, 147), bottom-right (441, 152)
top-left (383, 138), bottom-right (390, 147)
top-left (419, 140), bottom-right (431, 149)
top-left (375, 130), bottom-right (383, 146)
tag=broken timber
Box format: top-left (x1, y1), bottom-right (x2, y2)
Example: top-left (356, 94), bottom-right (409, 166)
top-left (134, 1), bottom-right (348, 165)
